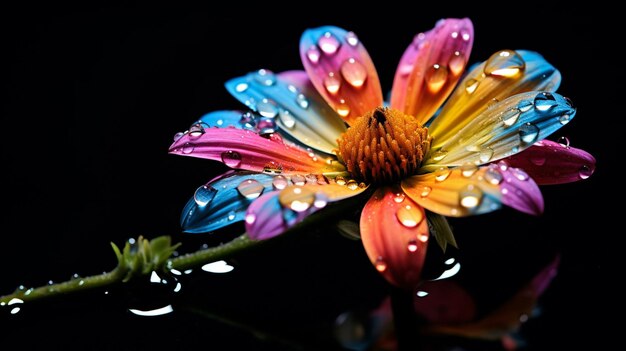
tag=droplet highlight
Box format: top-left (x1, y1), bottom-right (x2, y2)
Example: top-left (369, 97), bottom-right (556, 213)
top-left (221, 151), bottom-right (242, 168)
top-left (519, 123), bottom-right (540, 144)
top-left (426, 64), bottom-right (449, 93)
top-left (318, 32), bottom-right (340, 55)
top-left (435, 166), bottom-right (451, 182)
top-left (194, 185), bottom-right (217, 207)
top-left (459, 184), bottom-right (483, 208)
top-left (278, 186), bottom-right (316, 212)
top-left (237, 179), bottom-right (265, 200)
top-left (534, 92), bottom-right (557, 111)
top-left (484, 50), bottom-right (525, 77)
top-left (340, 58), bottom-right (367, 88)
top-left (396, 205), bottom-right (423, 228)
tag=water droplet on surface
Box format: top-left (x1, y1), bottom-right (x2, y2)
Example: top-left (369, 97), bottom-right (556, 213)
top-left (484, 50), bottom-right (525, 77)
top-left (296, 94), bottom-right (309, 109)
top-left (518, 99), bottom-right (533, 112)
top-left (461, 28), bottom-right (471, 41)
top-left (306, 46), bottom-right (321, 64)
top-left (345, 31), bottom-right (359, 46)
top-left (465, 78), bottom-right (479, 94)
top-left (255, 69), bottom-right (276, 86)
top-left (263, 161), bottom-right (283, 174)
top-left (398, 63), bottom-right (414, 76)
top-left (375, 256), bottom-right (387, 272)
top-left (194, 185), bottom-right (217, 206)
top-left (534, 92), bottom-right (557, 111)
top-left (448, 51), bottom-right (465, 75)
top-left (393, 193), bottom-right (405, 203)
top-left (335, 176), bottom-right (346, 186)
top-left (257, 117), bottom-right (277, 134)
top-left (426, 64), bottom-right (449, 93)
top-left (435, 166), bottom-right (451, 182)
top-left (512, 168), bottom-right (529, 181)
top-left (416, 291), bottom-right (429, 297)
top-left (459, 184), bottom-right (483, 208)
top-left (314, 193), bottom-right (329, 209)
top-left (272, 175), bottom-right (289, 190)
top-left (221, 151), bottom-right (242, 168)
top-left (498, 160), bottom-right (509, 171)
top-left (227, 210), bottom-right (236, 221)
top-left (559, 114), bottom-right (571, 125)
top-left (340, 58), bottom-right (367, 88)
top-left (173, 132), bottom-right (184, 141)
top-left (257, 99), bottom-right (278, 118)
top-left (396, 205), bottom-right (423, 228)
top-left (318, 32), bottom-right (341, 55)
top-left (460, 163), bottom-right (478, 177)
top-left (245, 213), bottom-right (256, 224)
top-left (346, 179), bottom-right (359, 190)
top-left (407, 239), bottom-right (419, 252)
top-left (291, 174), bottom-right (306, 186)
top-left (501, 108), bottom-right (521, 127)
top-left (278, 109), bottom-right (296, 129)
top-left (235, 82), bottom-right (248, 93)
top-left (558, 136), bottom-right (570, 148)
top-left (267, 133), bottom-right (283, 143)
top-left (240, 112), bottom-right (256, 129)
top-left (431, 149), bottom-right (448, 161)
top-left (237, 179), bottom-right (264, 199)
top-left (484, 167), bottom-right (503, 185)
top-left (337, 100), bottom-right (350, 117)
top-left (479, 147), bottom-right (494, 163)
top-left (324, 73), bottom-right (341, 95)
top-left (579, 165), bottom-right (593, 179)
top-left (420, 186), bottom-right (432, 197)
top-left (182, 142), bottom-right (194, 154)
top-left (279, 186), bottom-right (316, 212)
top-left (519, 123), bottom-right (540, 144)
top-left (305, 174), bottom-right (318, 183)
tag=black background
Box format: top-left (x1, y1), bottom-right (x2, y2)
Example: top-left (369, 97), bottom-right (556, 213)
top-left (1, 9), bottom-right (618, 350)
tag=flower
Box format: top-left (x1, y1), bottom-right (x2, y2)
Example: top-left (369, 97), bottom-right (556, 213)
top-left (169, 18), bottom-right (595, 289)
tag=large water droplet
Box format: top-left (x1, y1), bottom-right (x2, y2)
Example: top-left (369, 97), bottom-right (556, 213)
top-left (426, 64), bottom-right (449, 93)
top-left (579, 165), bottom-right (593, 179)
top-left (263, 161), bottom-right (283, 174)
top-left (257, 118), bottom-right (277, 134)
top-left (393, 193), bottom-right (405, 203)
top-left (306, 46), bottom-right (321, 64)
top-left (448, 51), bottom-right (465, 76)
top-left (279, 186), bottom-right (316, 212)
top-left (460, 163), bottom-right (478, 177)
top-left (278, 109), bottom-right (296, 129)
top-left (375, 256), bottom-right (387, 272)
top-left (305, 174), bottom-right (318, 183)
top-left (407, 239), bottom-right (419, 252)
top-left (188, 123), bottom-right (206, 138)
top-left (501, 108), bottom-right (521, 127)
top-left (335, 176), bottom-right (346, 186)
top-left (296, 94), bottom-right (309, 109)
top-left (396, 205), bottom-right (423, 228)
top-left (479, 147), bottom-right (494, 163)
top-left (534, 92), bottom-right (557, 111)
top-left (484, 167), bottom-right (503, 185)
top-left (558, 136), bottom-right (570, 148)
top-left (459, 184), bottom-right (483, 208)
top-left (257, 99), bottom-right (278, 118)
top-left (460, 28), bottom-right (471, 41)
top-left (245, 213), bottom-right (256, 224)
top-left (173, 132), bottom-right (184, 141)
top-left (340, 58), bottom-right (367, 88)
top-left (484, 50), bottom-right (525, 77)
top-left (465, 78), bottom-right (479, 94)
top-left (324, 73), bottom-right (341, 95)
top-left (182, 143), bottom-right (194, 154)
top-left (272, 175), bottom-right (289, 190)
top-left (240, 112), bottom-right (256, 129)
top-left (518, 99), bottom-right (533, 112)
top-left (221, 151), bottom-right (242, 168)
top-left (318, 32), bottom-right (341, 55)
top-left (237, 179), bottom-right (264, 199)
top-left (435, 166), bottom-right (451, 182)
top-left (519, 123), bottom-right (540, 144)
top-left (255, 69), bottom-right (276, 86)
top-left (194, 185), bottom-right (217, 207)
top-left (431, 149), bottom-right (448, 161)
top-left (291, 174), bottom-right (306, 186)
top-left (559, 114), bottom-right (571, 125)
top-left (337, 100), bottom-right (350, 117)
top-left (346, 179), bottom-right (359, 190)
top-left (345, 31), bottom-right (359, 46)
top-left (420, 186), bottom-right (432, 197)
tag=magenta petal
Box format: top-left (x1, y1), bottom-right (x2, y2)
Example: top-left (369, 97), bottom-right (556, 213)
top-left (498, 164), bottom-right (544, 215)
top-left (169, 127), bottom-right (335, 174)
top-left (529, 255), bottom-right (560, 297)
top-left (506, 140), bottom-right (596, 185)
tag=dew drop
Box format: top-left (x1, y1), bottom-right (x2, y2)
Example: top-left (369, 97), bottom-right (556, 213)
top-left (278, 109), bottom-right (296, 129)
top-left (518, 99), bottom-right (533, 112)
top-left (263, 161), bottom-right (283, 174)
top-left (465, 78), bottom-right (479, 94)
top-left (426, 64), bottom-right (449, 93)
top-left (498, 160), bottom-right (509, 171)
top-left (435, 166), bottom-right (451, 182)
top-left (407, 239), bottom-right (419, 252)
top-left (479, 147), bottom-right (494, 163)
top-left (335, 176), bottom-right (347, 186)
top-left (305, 174), bottom-right (318, 183)
top-left (337, 100), bottom-right (350, 117)
top-left (448, 51), bottom-right (465, 76)
top-left (257, 117), bottom-right (277, 134)
top-left (519, 123), bottom-right (540, 144)
top-left (255, 69), bottom-right (276, 86)
top-left (396, 205), bottom-right (423, 228)
top-left (173, 132), bottom-right (184, 141)
top-left (237, 179), bottom-right (265, 199)
top-left (291, 174), bottom-right (306, 186)
top-left (431, 149), bottom-right (448, 161)
top-left (279, 186), bottom-right (316, 212)
top-left (240, 111), bottom-right (256, 129)
top-left (346, 31), bottom-right (359, 46)
top-left (460, 163), bottom-right (478, 177)
top-left (324, 73), bottom-right (341, 95)
top-left (227, 210), bottom-right (236, 221)
top-left (267, 133), bottom-right (283, 143)
top-left (459, 184), bottom-right (483, 208)
top-left (420, 186), bottom-right (432, 197)
top-left (501, 108), bottom-right (521, 127)
top-left (484, 167), bottom-right (503, 185)
top-left (318, 32), bottom-right (341, 55)
top-left (399, 63), bottom-right (414, 77)
top-left (346, 179), bottom-right (359, 190)
top-left (188, 123), bottom-right (206, 138)
top-left (220, 151), bottom-right (242, 168)
top-left (272, 175), bottom-right (289, 190)
top-left (257, 98), bottom-right (278, 118)
top-left (314, 193), bottom-right (329, 209)
top-left (512, 168), bottom-right (529, 181)
top-left (235, 82), bottom-right (248, 93)
top-left (340, 58), bottom-right (367, 88)
top-left (559, 114), bottom-right (571, 125)
top-left (484, 50), bottom-right (525, 77)
top-left (579, 165), bottom-right (593, 179)
top-left (194, 185), bottom-right (217, 206)
top-left (558, 136), bottom-right (570, 148)
top-left (182, 143), bottom-right (194, 154)
top-left (245, 213), bottom-right (256, 224)
top-left (461, 28), bottom-right (471, 41)
top-left (375, 256), bottom-right (387, 272)
top-left (296, 94), bottom-right (309, 109)
top-left (306, 46), bottom-right (321, 64)
top-left (393, 193), bottom-right (405, 203)
top-left (534, 92), bottom-right (557, 111)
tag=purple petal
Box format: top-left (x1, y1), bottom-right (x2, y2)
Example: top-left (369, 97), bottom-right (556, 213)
top-left (498, 163), bottom-right (544, 215)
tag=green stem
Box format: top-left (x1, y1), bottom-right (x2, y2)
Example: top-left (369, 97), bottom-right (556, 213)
top-left (168, 234), bottom-right (256, 271)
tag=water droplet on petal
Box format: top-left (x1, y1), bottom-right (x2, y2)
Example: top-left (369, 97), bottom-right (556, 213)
top-left (173, 132), bottom-right (184, 141)
top-left (335, 176), bottom-right (346, 186)
top-left (244, 213), bottom-right (256, 224)
top-left (194, 185), bottom-right (217, 207)
top-left (461, 28), bottom-right (471, 41)
top-left (484, 167), bottom-right (503, 185)
top-left (518, 99), bottom-right (533, 112)
top-left (237, 179), bottom-right (265, 199)
top-left (399, 63), bottom-right (414, 77)
top-left (318, 32), bottom-right (341, 55)
top-left (559, 114), bottom-right (571, 125)
top-left (346, 179), bottom-right (359, 190)
top-left (291, 174), bottom-right (306, 186)
top-left (257, 117), bottom-right (277, 134)
top-left (240, 112), bottom-right (256, 129)
top-left (435, 166), bottom-right (451, 182)
top-left (255, 69), bottom-right (276, 86)
top-left (188, 123), bottom-right (206, 138)
top-left (519, 123), bottom-right (540, 144)
top-left (263, 161), bottom-right (283, 174)
top-left (479, 147), bottom-right (494, 163)
top-left (220, 151), bottom-right (242, 168)
top-left (512, 168), bottom-right (529, 181)
top-left (227, 211), bottom-right (236, 221)
top-left (431, 150), bottom-right (448, 161)
top-left (278, 109), bottom-right (296, 129)
top-left (375, 256), bottom-right (387, 272)
top-left (448, 51), bottom-right (465, 76)
top-left (420, 186), bottom-right (432, 197)
top-left (337, 100), bottom-right (350, 117)
top-left (407, 239), bottom-right (418, 252)
top-left (279, 186), bottom-right (316, 212)
top-left (459, 184), bottom-right (483, 208)
top-left (393, 193), bottom-right (405, 203)
top-left (306, 46), bottom-right (321, 64)
top-left (501, 108), bottom-right (521, 127)
top-left (558, 136), bottom-right (570, 148)
top-left (484, 50), bottom-right (525, 77)
top-left (340, 58), bottom-right (367, 88)
top-left (426, 64), bottom-right (449, 93)
top-left (257, 98), bottom-right (278, 118)
top-left (412, 32), bottom-right (426, 47)
top-left (534, 92), bottom-right (557, 111)
top-left (324, 73), bottom-right (341, 95)
top-left (268, 133), bottom-right (283, 143)
top-left (235, 82), bottom-right (249, 93)
top-left (182, 143), bottom-right (194, 154)
top-left (465, 78), bottom-right (479, 94)
top-left (579, 165), bottom-right (593, 179)
top-left (498, 160), bottom-right (509, 171)
top-left (272, 175), bottom-right (289, 190)
top-left (314, 193), bottom-right (329, 208)
top-left (460, 163), bottom-right (478, 177)
top-left (396, 205), bottom-right (423, 228)
top-left (296, 94), bottom-right (309, 109)
top-left (346, 31), bottom-right (359, 46)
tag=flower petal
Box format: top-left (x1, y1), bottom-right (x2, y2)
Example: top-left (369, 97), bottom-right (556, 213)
top-left (180, 172), bottom-right (274, 233)
top-left (360, 187), bottom-right (429, 288)
top-left (422, 91), bottom-right (576, 170)
top-left (169, 127), bottom-right (344, 175)
top-left (300, 26), bottom-right (383, 125)
top-left (498, 163), bottom-right (544, 215)
top-left (402, 167), bottom-right (502, 217)
top-left (390, 18), bottom-right (474, 124)
top-left (225, 69), bottom-right (347, 154)
top-left (429, 50), bottom-right (561, 149)
top-left (197, 110), bottom-right (247, 129)
top-left (506, 140), bottom-right (596, 185)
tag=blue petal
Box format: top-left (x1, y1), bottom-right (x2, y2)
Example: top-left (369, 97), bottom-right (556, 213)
top-left (181, 172), bottom-right (276, 233)
top-left (197, 110), bottom-right (247, 129)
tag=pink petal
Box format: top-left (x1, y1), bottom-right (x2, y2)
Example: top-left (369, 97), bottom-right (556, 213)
top-left (506, 140), bottom-right (596, 185)
top-left (390, 18), bottom-right (473, 124)
top-left (300, 26), bottom-right (383, 125)
top-left (497, 163), bottom-right (544, 215)
top-left (245, 191), bottom-right (295, 240)
top-left (360, 187), bottom-right (429, 289)
top-left (169, 127), bottom-right (339, 174)
top-left (529, 255), bottom-right (560, 297)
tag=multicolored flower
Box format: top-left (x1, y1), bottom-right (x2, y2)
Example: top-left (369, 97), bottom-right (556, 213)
top-left (169, 18), bottom-right (595, 289)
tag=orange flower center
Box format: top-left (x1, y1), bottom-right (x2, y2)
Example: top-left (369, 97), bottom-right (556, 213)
top-left (337, 107), bottom-right (432, 184)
